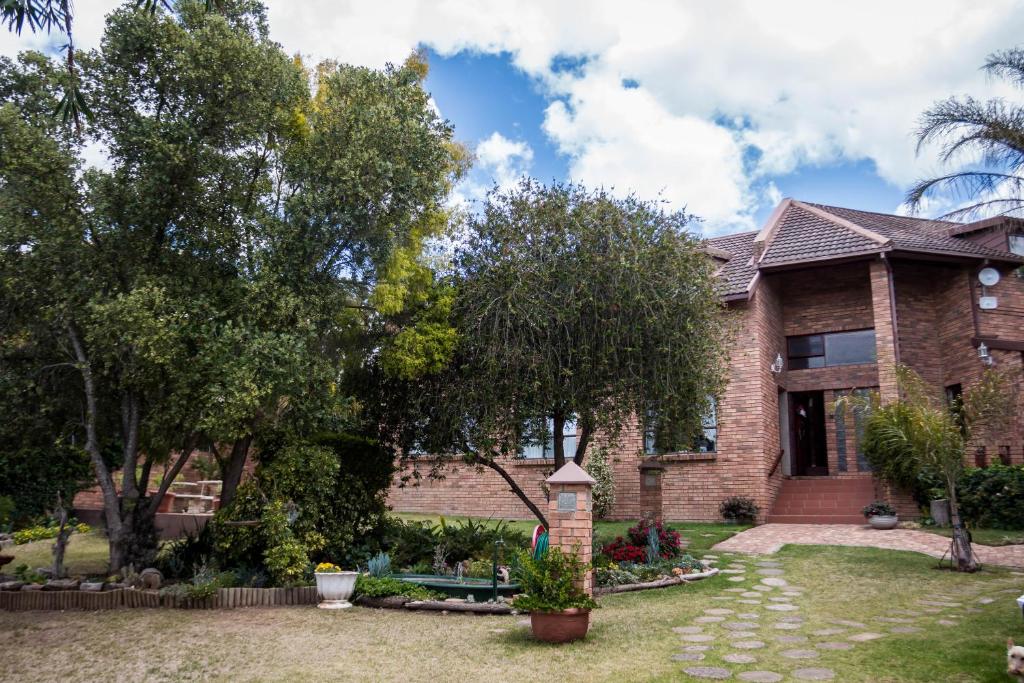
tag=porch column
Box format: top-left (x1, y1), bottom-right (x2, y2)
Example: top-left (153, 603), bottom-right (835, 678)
top-left (869, 258), bottom-right (899, 403)
top-left (545, 463), bottom-right (596, 596)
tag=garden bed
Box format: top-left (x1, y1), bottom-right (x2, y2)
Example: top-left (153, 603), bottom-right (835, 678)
top-left (0, 586), bottom-right (317, 611)
top-left (355, 595), bottom-right (514, 614)
top-left (594, 567), bottom-right (718, 595)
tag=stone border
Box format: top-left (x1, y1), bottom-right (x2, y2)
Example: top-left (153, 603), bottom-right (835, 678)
top-left (595, 567), bottom-right (719, 595)
top-left (0, 586), bottom-right (317, 611)
top-left (355, 595), bottom-right (514, 614)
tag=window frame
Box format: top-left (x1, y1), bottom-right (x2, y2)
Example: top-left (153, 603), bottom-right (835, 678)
top-left (520, 417), bottom-right (577, 460)
top-left (787, 328), bottom-right (877, 369)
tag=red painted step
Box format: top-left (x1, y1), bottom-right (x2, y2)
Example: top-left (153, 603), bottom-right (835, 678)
top-left (767, 476), bottom-right (877, 524)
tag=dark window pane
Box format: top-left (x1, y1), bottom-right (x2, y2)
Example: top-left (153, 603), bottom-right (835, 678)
top-left (789, 355), bottom-right (825, 370)
top-left (787, 334), bottom-right (824, 358)
top-left (824, 329), bottom-right (876, 366)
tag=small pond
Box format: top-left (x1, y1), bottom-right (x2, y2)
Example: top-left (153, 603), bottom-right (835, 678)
top-left (396, 574), bottom-right (520, 600)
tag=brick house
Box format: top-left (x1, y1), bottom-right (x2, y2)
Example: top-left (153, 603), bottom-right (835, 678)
top-left (388, 199), bottom-right (1024, 523)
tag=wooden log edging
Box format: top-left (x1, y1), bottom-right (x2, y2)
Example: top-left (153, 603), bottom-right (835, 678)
top-left (0, 586), bottom-right (318, 612)
top-left (594, 567), bottom-right (719, 596)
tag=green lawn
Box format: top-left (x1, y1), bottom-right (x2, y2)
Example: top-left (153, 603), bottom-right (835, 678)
top-left (916, 525), bottom-right (1024, 547)
top-left (2, 542), bottom-right (1021, 682)
top-left (4, 532), bottom-right (111, 577)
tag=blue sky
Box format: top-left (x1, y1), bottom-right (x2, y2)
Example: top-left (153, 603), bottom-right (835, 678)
top-left (4, 1), bottom-right (1024, 236)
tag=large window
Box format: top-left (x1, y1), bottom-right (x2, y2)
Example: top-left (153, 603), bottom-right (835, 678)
top-left (787, 329), bottom-right (876, 369)
top-left (521, 417), bottom-right (577, 459)
top-left (1009, 233), bottom-right (1024, 256)
top-left (644, 399), bottom-right (718, 455)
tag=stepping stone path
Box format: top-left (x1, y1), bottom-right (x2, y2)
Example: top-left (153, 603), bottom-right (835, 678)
top-left (816, 642), bottom-right (853, 650)
top-left (739, 599), bottom-right (763, 605)
top-left (728, 576), bottom-right (747, 582)
top-left (781, 649), bottom-right (820, 659)
top-left (772, 622), bottom-right (802, 630)
top-left (776, 635), bottom-right (808, 643)
top-left (696, 616), bottom-right (726, 624)
top-left (685, 645), bottom-right (712, 652)
top-left (751, 585), bottom-right (773, 592)
top-left (760, 577), bottom-right (787, 587)
top-left (889, 626), bottom-right (922, 634)
top-left (683, 667), bottom-right (732, 679)
top-left (705, 608), bottom-right (735, 615)
top-left (737, 613), bottom-right (760, 619)
top-left (811, 628), bottom-right (845, 637)
top-left (848, 632), bottom-right (886, 642)
top-left (724, 653), bottom-right (757, 664)
top-left (673, 626), bottom-right (705, 634)
top-left (741, 592), bottom-right (763, 598)
top-left (793, 668), bottom-right (836, 680)
top-left (731, 640), bottom-right (766, 649)
top-left (724, 621), bottom-right (761, 630)
top-left (738, 673), bottom-right (783, 682)
top-left (757, 568), bottom-right (785, 576)
top-left (671, 653), bottom-right (704, 662)
top-left (765, 604), bottom-right (798, 611)
top-left (683, 634), bottom-right (716, 642)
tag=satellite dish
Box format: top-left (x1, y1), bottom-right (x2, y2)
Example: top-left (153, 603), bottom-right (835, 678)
top-left (978, 267), bottom-right (1001, 287)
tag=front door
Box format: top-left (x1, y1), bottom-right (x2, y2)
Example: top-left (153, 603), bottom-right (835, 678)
top-left (790, 391), bottom-right (828, 476)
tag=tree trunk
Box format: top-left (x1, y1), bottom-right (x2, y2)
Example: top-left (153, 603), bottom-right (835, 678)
top-left (552, 412), bottom-right (566, 470)
top-left (947, 481), bottom-right (978, 572)
top-left (573, 415), bottom-right (593, 465)
top-left (219, 435), bottom-right (253, 510)
top-left (471, 454), bottom-right (549, 527)
top-left (51, 493), bottom-right (70, 579)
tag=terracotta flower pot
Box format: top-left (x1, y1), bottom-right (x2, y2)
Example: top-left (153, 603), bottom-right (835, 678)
top-left (530, 608), bottom-right (591, 643)
top-left (315, 571), bottom-right (358, 609)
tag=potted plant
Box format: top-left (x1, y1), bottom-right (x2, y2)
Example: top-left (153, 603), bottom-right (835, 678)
top-left (512, 547), bottom-right (598, 643)
top-left (314, 562), bottom-right (358, 609)
top-left (862, 500), bottom-right (898, 530)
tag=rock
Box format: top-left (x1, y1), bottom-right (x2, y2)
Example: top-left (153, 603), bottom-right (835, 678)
top-left (682, 667), bottom-right (731, 679)
top-left (792, 668), bottom-right (835, 681)
top-left (106, 582), bottom-right (127, 590)
top-left (781, 649), bottom-right (820, 659)
top-left (44, 579), bottom-right (80, 591)
top-left (80, 582), bottom-right (105, 592)
top-left (0, 581), bottom-right (24, 591)
top-left (738, 672), bottom-right (783, 683)
top-left (0, 538), bottom-right (13, 550)
top-left (723, 653), bottom-right (757, 664)
top-left (443, 597), bottom-right (466, 603)
top-left (139, 568), bottom-right (163, 590)
top-left (35, 567), bottom-right (55, 579)
top-left (21, 583), bottom-right (43, 591)
top-left (671, 653), bottom-right (705, 662)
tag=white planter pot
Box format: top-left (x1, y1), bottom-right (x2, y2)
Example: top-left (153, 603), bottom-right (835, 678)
top-left (868, 515), bottom-right (899, 530)
top-left (315, 571), bottom-right (358, 609)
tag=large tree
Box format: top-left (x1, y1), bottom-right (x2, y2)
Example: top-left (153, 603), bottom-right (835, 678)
top-left (369, 181), bottom-right (730, 524)
top-left (0, 1), bottom-right (462, 569)
top-left (907, 47), bottom-right (1024, 219)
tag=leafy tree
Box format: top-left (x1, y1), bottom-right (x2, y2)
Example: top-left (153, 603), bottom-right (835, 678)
top-left (840, 366), bottom-right (1017, 572)
top-left (907, 47), bottom-right (1024, 219)
top-left (370, 181), bottom-right (730, 525)
top-left (0, 2), bottom-right (462, 569)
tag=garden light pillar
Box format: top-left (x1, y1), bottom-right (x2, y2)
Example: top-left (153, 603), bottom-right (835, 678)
top-left (638, 461), bottom-right (665, 524)
top-left (545, 463), bottom-right (596, 596)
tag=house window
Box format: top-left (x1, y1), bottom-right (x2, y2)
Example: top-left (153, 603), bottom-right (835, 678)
top-left (521, 417), bottom-right (576, 459)
top-left (787, 329), bottom-right (876, 369)
top-left (1009, 234), bottom-right (1024, 256)
top-left (644, 398), bottom-right (718, 455)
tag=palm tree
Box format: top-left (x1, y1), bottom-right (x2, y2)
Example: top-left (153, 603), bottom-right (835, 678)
top-left (907, 47), bottom-right (1024, 219)
top-left (838, 366), bottom-right (1016, 572)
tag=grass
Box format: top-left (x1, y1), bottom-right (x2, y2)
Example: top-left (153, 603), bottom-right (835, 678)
top-left (4, 532), bottom-right (111, 577)
top-left (915, 525), bottom-right (1024, 547)
top-left (2, 543), bottom-right (1021, 682)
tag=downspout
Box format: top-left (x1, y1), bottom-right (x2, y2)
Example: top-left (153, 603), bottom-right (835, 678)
top-left (881, 253), bottom-right (901, 365)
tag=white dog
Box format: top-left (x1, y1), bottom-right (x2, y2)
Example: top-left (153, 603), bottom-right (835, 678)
top-left (1007, 638), bottom-right (1024, 677)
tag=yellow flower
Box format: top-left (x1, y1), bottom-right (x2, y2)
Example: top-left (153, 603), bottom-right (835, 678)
top-left (315, 562), bottom-right (340, 573)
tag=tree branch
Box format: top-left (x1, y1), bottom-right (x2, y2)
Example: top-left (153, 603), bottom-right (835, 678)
top-left (469, 453), bottom-right (548, 527)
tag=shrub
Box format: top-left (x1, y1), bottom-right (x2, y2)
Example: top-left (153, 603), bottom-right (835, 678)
top-left (12, 521), bottom-right (90, 545)
top-left (719, 496), bottom-right (759, 523)
top-left (600, 519), bottom-right (682, 563)
top-left (13, 563), bottom-right (45, 584)
top-left (156, 528), bottom-right (215, 580)
top-left (464, 558), bottom-right (495, 579)
top-left (381, 516), bottom-right (528, 569)
top-left (511, 547), bottom-right (598, 613)
top-left (354, 575), bottom-right (437, 601)
top-left (958, 465), bottom-right (1024, 529)
top-left (594, 566), bottom-right (641, 587)
top-left (367, 552), bottom-right (392, 577)
top-left (862, 500), bottom-right (896, 518)
top-left (584, 446), bottom-right (616, 519)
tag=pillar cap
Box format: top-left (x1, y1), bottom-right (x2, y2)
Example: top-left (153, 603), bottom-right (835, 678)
top-left (546, 462), bottom-right (596, 485)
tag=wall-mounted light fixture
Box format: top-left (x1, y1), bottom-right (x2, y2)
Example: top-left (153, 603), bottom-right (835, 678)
top-left (978, 341), bottom-right (994, 367)
top-left (769, 352), bottom-right (784, 374)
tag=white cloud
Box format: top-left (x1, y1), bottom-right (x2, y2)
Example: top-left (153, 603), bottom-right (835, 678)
top-left (451, 131), bottom-right (533, 207)
top-left (5, 0), bottom-right (1024, 232)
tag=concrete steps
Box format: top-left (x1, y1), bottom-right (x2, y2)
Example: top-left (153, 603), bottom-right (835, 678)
top-left (767, 476), bottom-right (876, 524)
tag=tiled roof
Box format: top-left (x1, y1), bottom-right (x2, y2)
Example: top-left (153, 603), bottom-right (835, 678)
top-left (708, 198), bottom-right (1024, 300)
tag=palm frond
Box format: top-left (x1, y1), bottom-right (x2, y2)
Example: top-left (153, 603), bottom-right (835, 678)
top-left (0, 0), bottom-right (66, 35)
top-left (984, 47), bottom-right (1024, 88)
top-left (904, 171), bottom-right (1024, 218)
top-left (915, 97), bottom-right (1024, 169)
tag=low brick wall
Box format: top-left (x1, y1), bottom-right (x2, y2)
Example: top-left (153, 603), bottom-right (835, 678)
top-left (0, 586), bottom-right (317, 611)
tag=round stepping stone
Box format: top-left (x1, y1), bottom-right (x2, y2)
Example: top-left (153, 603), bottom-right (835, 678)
top-left (738, 672), bottom-right (782, 683)
top-left (875, 617), bottom-right (912, 623)
top-left (848, 632), bottom-right (885, 642)
top-left (728, 576), bottom-right (747, 583)
top-left (713, 596), bottom-right (737, 601)
top-left (751, 585), bottom-right (773, 592)
top-left (756, 560), bottom-right (782, 566)
top-left (731, 640), bottom-right (766, 649)
top-left (768, 597), bottom-right (792, 603)
top-left (685, 645), bottom-right (711, 652)
top-left (757, 568), bottom-right (785, 576)
top-left (737, 613), bottom-right (760, 619)
top-left (937, 619), bottom-right (958, 626)
top-left (696, 616), bottom-right (726, 624)
top-left (811, 628), bottom-right (845, 637)
top-left (742, 592), bottom-right (763, 598)
top-left (683, 667), bottom-right (731, 679)
top-left (765, 604), bottom-right (798, 611)
top-left (671, 653), bottom-right (705, 662)
top-left (705, 608), bottom-right (735, 615)
top-left (889, 626), bottom-right (922, 634)
top-left (724, 621), bottom-right (760, 630)
top-left (673, 626), bottom-right (705, 634)
top-left (727, 563), bottom-right (747, 569)
top-left (793, 668), bottom-right (835, 680)
top-left (760, 577), bottom-right (787, 587)
top-left (829, 619), bottom-right (865, 628)
top-left (779, 615), bottom-right (804, 622)
top-left (772, 622), bottom-right (802, 630)
top-left (781, 649), bottom-right (820, 660)
top-left (782, 591), bottom-right (803, 597)
top-left (816, 641), bottom-right (853, 650)
top-left (724, 653), bottom-right (757, 664)
top-left (776, 635), bottom-right (808, 643)
top-left (682, 634), bottom-right (715, 642)
top-left (731, 631), bottom-right (758, 638)
top-left (739, 600), bottom-right (763, 605)
top-left (978, 597), bottom-right (995, 604)
top-left (725, 588), bottom-right (748, 593)
top-left (723, 569), bottom-right (747, 575)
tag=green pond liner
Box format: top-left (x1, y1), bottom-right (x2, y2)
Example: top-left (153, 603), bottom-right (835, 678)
top-left (396, 574), bottom-right (520, 600)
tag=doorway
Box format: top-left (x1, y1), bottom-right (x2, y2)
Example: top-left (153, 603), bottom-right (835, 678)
top-left (790, 390), bottom-right (828, 476)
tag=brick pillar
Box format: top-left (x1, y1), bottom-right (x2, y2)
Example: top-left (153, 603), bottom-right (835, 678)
top-left (869, 258), bottom-right (899, 403)
top-left (545, 463), bottom-right (596, 596)
top-left (638, 462), bottom-right (664, 524)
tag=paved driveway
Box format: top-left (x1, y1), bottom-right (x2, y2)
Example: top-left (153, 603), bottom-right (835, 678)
top-left (712, 523), bottom-right (1024, 568)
